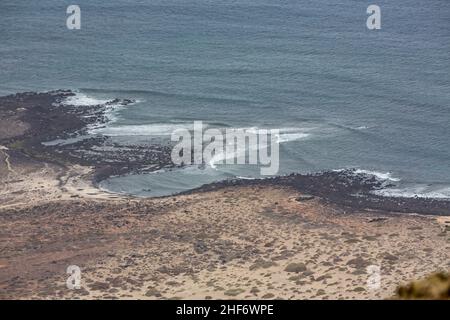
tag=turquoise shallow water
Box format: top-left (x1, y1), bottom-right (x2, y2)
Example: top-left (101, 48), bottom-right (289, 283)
top-left (1, 0), bottom-right (450, 197)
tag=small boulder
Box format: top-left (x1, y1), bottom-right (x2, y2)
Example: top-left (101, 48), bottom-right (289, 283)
top-left (295, 195), bottom-right (315, 202)
top-left (284, 262), bottom-right (307, 273)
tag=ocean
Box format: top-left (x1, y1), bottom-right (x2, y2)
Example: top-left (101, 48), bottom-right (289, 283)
top-left (1, 0), bottom-right (449, 197)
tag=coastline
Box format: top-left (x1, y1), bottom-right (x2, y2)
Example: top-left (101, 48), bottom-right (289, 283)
top-left (0, 91), bottom-right (449, 299)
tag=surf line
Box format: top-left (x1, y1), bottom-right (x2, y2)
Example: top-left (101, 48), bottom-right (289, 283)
top-left (170, 121), bottom-right (280, 175)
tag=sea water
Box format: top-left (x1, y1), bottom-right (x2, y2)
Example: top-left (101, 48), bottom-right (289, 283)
top-left (1, 0), bottom-right (449, 197)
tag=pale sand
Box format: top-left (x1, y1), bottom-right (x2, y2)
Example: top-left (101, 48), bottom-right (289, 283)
top-left (0, 151), bottom-right (127, 210)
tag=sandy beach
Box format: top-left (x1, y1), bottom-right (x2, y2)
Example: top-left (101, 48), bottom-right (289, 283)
top-left (0, 91), bottom-right (449, 300)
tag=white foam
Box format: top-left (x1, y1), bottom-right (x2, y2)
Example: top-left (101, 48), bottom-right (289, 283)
top-left (276, 132), bottom-right (310, 143)
top-left (90, 123), bottom-right (195, 136)
top-left (353, 169), bottom-right (401, 182)
top-left (236, 176), bottom-right (256, 180)
top-left (374, 185), bottom-right (450, 199)
top-left (222, 126), bottom-right (312, 144)
top-left (91, 123), bottom-right (313, 142)
top-left (62, 92), bottom-right (110, 106)
top-left (208, 150), bottom-right (242, 169)
top-left (275, 127), bottom-right (313, 143)
top-left (60, 92), bottom-right (137, 130)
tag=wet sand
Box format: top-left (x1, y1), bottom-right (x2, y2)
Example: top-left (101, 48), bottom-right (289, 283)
top-left (0, 91), bottom-right (449, 299)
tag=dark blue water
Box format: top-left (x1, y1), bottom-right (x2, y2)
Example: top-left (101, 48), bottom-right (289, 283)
top-left (1, 0), bottom-right (450, 197)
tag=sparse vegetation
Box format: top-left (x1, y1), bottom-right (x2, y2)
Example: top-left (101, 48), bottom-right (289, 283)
top-left (223, 288), bottom-right (244, 296)
top-left (284, 263), bottom-right (307, 273)
top-left (7, 140), bottom-right (24, 150)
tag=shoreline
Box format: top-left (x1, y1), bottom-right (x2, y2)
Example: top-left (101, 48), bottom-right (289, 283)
top-left (1, 90), bottom-right (449, 214)
top-left (0, 90), bottom-right (449, 299)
